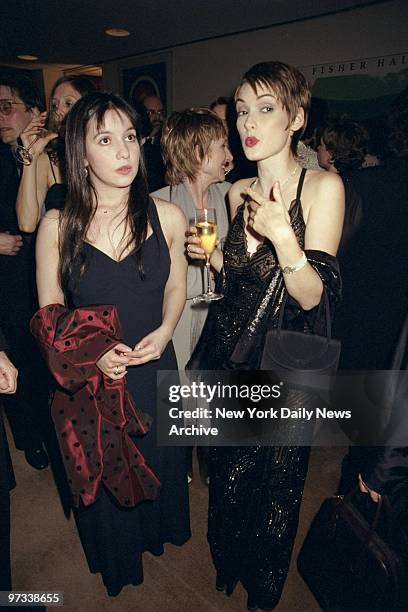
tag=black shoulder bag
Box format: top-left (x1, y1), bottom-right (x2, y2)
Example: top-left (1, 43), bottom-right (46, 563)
top-left (260, 290), bottom-right (341, 391)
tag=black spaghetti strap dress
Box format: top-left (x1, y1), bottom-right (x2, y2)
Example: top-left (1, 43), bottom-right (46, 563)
top-left (189, 169), bottom-right (342, 609)
top-left (44, 154), bottom-right (67, 212)
top-left (66, 198), bottom-right (191, 596)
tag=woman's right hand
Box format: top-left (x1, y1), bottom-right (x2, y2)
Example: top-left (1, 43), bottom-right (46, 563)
top-left (96, 343), bottom-right (133, 379)
top-left (186, 226), bottom-right (224, 271)
top-left (186, 226), bottom-right (206, 260)
top-left (20, 109), bottom-right (58, 159)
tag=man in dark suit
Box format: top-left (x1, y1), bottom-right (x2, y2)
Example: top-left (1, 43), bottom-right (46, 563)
top-left (337, 88), bottom-right (408, 497)
top-left (0, 73), bottom-right (49, 470)
top-left (141, 95), bottom-right (166, 191)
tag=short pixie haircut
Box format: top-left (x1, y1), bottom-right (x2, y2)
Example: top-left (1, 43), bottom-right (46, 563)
top-left (237, 61), bottom-right (311, 154)
top-left (161, 107), bottom-right (226, 185)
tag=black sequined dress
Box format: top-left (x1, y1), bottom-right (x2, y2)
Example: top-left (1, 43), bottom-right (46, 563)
top-left (190, 169), bottom-right (341, 609)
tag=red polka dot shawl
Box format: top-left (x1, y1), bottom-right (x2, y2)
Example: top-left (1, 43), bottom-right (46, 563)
top-left (30, 303), bottom-right (161, 507)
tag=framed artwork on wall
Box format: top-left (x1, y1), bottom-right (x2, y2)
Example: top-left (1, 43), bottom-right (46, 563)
top-left (121, 52), bottom-right (172, 111)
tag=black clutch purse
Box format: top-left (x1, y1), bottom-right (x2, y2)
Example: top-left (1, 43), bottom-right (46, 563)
top-left (260, 291), bottom-right (341, 391)
top-left (297, 490), bottom-right (406, 610)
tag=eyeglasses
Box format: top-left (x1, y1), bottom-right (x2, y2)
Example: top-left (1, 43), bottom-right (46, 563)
top-left (0, 100), bottom-right (26, 116)
top-left (146, 108), bottom-right (166, 117)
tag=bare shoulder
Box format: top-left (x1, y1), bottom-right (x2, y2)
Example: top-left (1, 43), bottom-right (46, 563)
top-left (228, 177), bottom-right (255, 217)
top-left (43, 208), bottom-right (60, 221)
top-left (153, 197), bottom-right (186, 225)
top-left (152, 197), bottom-right (187, 245)
top-left (303, 169), bottom-right (343, 212)
top-left (304, 168), bottom-right (344, 196)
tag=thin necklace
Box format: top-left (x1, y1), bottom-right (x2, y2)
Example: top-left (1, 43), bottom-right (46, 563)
top-left (98, 205), bottom-right (125, 215)
top-left (279, 162), bottom-right (299, 190)
top-left (254, 163), bottom-right (299, 193)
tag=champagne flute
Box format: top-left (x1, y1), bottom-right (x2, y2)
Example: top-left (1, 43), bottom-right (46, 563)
top-left (193, 208), bottom-right (223, 303)
top-left (12, 129), bottom-right (49, 166)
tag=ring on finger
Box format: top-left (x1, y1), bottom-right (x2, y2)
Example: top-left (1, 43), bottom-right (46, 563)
top-left (114, 365), bottom-right (120, 375)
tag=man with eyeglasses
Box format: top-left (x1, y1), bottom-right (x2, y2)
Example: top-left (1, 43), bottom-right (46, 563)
top-left (141, 95), bottom-right (166, 191)
top-left (0, 73), bottom-right (50, 471)
top-left (143, 95), bottom-right (166, 139)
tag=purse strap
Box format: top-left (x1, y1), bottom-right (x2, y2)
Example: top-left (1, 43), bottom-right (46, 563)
top-left (276, 289), bottom-right (333, 341)
top-left (344, 487), bottom-right (391, 537)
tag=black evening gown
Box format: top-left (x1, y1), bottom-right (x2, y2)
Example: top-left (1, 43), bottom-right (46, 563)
top-left (66, 198), bottom-right (191, 596)
top-left (190, 169), bottom-right (341, 609)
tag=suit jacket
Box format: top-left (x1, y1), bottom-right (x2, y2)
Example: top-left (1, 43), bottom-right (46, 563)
top-left (333, 158), bottom-right (408, 369)
top-left (143, 136), bottom-right (166, 192)
top-left (362, 313), bottom-right (408, 493)
top-left (0, 143), bottom-right (36, 326)
top-left (0, 326), bottom-right (7, 352)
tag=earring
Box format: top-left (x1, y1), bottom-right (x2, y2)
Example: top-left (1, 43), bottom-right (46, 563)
top-left (83, 167), bottom-right (88, 178)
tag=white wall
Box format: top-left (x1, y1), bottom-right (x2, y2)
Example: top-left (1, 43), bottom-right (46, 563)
top-left (102, 0), bottom-right (407, 110)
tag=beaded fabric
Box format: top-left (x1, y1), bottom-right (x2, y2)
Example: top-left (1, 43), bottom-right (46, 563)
top-left (188, 168), bottom-right (341, 609)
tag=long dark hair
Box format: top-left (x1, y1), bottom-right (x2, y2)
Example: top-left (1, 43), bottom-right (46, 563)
top-left (59, 91), bottom-right (149, 293)
top-left (50, 75), bottom-right (97, 102)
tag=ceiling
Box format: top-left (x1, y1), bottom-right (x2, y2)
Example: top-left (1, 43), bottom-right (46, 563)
top-left (0, 0), bottom-right (383, 68)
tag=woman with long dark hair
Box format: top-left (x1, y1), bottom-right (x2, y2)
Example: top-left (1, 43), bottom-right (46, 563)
top-left (188, 61), bottom-right (344, 610)
top-left (32, 91), bottom-right (190, 596)
top-left (16, 75), bottom-right (96, 232)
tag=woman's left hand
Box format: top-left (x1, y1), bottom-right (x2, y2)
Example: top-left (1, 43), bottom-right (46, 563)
top-left (128, 326), bottom-right (171, 366)
top-left (246, 182), bottom-right (291, 244)
top-left (358, 474), bottom-right (381, 503)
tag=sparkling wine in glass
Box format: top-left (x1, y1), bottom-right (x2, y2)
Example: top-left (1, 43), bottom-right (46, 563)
top-left (12, 129), bottom-right (49, 165)
top-left (193, 208), bottom-right (223, 303)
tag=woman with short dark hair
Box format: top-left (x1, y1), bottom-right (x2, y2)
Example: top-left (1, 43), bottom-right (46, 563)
top-left (188, 61), bottom-right (344, 610)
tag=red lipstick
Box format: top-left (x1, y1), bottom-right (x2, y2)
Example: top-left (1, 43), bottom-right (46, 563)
top-left (245, 136), bottom-right (259, 147)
